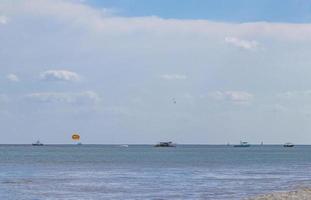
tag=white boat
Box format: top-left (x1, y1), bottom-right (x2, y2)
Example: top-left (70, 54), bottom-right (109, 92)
top-left (154, 141), bottom-right (176, 147)
top-left (32, 140), bottom-right (43, 146)
top-left (283, 142), bottom-right (294, 147)
top-left (233, 141), bottom-right (250, 147)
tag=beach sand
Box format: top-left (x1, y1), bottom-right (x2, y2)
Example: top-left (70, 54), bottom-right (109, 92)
top-left (248, 188), bottom-right (311, 200)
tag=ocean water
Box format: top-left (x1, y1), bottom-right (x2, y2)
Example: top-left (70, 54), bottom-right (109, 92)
top-left (1, 145), bottom-right (311, 200)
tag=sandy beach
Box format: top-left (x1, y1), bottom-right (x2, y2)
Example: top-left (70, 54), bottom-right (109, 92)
top-left (248, 188), bottom-right (311, 200)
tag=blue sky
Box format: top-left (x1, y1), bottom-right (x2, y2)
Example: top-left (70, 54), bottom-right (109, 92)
top-left (2, 0), bottom-right (311, 144)
top-left (88, 0), bottom-right (311, 22)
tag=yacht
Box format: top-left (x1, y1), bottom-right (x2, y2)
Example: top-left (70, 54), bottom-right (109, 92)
top-left (233, 141), bottom-right (250, 147)
top-left (154, 141), bottom-right (176, 147)
top-left (283, 142), bottom-right (294, 147)
top-left (32, 140), bottom-right (44, 146)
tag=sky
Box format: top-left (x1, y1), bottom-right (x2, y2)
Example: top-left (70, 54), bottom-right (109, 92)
top-left (1, 0), bottom-right (311, 144)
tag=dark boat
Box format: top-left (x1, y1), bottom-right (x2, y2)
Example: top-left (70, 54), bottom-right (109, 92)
top-left (154, 141), bottom-right (176, 147)
top-left (233, 141), bottom-right (250, 147)
top-left (283, 143), bottom-right (294, 147)
top-left (32, 140), bottom-right (43, 146)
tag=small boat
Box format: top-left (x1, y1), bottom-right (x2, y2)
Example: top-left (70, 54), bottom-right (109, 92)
top-left (283, 143), bottom-right (294, 147)
top-left (32, 140), bottom-right (44, 146)
top-left (120, 144), bottom-right (129, 147)
top-left (154, 141), bottom-right (176, 147)
top-left (233, 141), bottom-right (250, 147)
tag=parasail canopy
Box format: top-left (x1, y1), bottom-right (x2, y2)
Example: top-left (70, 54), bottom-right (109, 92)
top-left (72, 133), bottom-right (80, 141)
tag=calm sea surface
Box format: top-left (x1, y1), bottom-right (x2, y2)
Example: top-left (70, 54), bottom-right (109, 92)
top-left (0, 145), bottom-right (311, 200)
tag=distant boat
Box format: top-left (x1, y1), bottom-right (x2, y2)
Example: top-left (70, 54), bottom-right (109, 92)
top-left (120, 144), bottom-right (129, 147)
top-left (283, 142), bottom-right (294, 147)
top-left (233, 141), bottom-right (250, 147)
top-left (32, 140), bottom-right (43, 146)
top-left (154, 141), bottom-right (176, 147)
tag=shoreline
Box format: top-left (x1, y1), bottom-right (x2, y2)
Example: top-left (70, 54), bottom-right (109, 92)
top-left (247, 188), bottom-right (311, 200)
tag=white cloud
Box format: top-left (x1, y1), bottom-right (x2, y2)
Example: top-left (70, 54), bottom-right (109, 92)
top-left (6, 74), bottom-right (19, 82)
top-left (272, 104), bottom-right (288, 112)
top-left (26, 91), bottom-right (100, 104)
top-left (0, 15), bottom-right (8, 24)
top-left (3, 0), bottom-right (311, 41)
top-left (0, 0), bottom-right (112, 30)
top-left (160, 74), bottom-right (187, 80)
top-left (278, 90), bottom-right (311, 99)
top-left (209, 91), bottom-right (253, 104)
top-left (40, 70), bottom-right (80, 82)
top-left (225, 37), bottom-right (259, 50)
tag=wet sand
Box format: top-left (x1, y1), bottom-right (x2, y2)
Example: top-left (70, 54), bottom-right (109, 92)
top-left (248, 188), bottom-right (311, 200)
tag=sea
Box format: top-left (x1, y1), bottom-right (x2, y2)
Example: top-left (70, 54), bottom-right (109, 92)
top-left (0, 145), bottom-right (311, 200)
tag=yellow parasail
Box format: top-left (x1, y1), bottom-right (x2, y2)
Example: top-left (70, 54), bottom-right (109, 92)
top-left (72, 133), bottom-right (80, 141)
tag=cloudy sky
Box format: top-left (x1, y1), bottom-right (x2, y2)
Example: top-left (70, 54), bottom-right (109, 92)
top-left (1, 0), bottom-right (311, 144)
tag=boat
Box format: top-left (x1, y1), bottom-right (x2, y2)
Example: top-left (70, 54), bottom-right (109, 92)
top-left (32, 140), bottom-right (44, 146)
top-left (283, 142), bottom-right (294, 147)
top-left (154, 141), bottom-right (176, 147)
top-left (233, 141), bottom-right (250, 147)
top-left (120, 144), bottom-right (129, 147)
